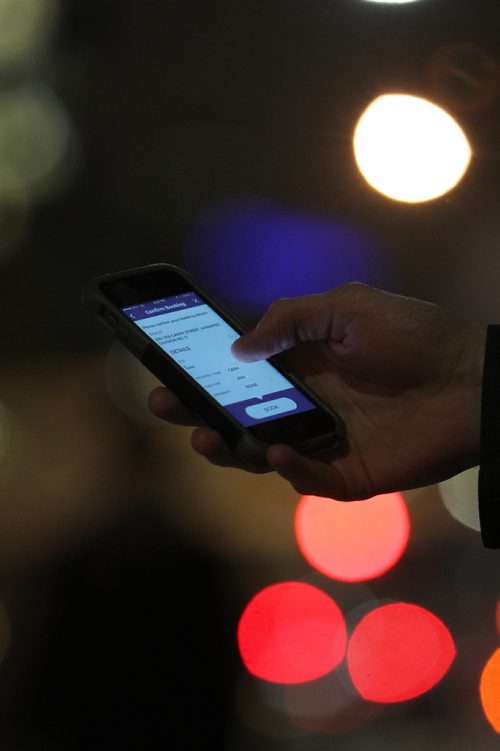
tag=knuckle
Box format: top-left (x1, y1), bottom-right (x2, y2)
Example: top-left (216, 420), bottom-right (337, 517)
top-left (267, 297), bottom-right (291, 315)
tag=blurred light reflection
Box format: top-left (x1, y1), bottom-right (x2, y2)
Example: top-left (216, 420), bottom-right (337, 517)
top-left (480, 648), bottom-right (500, 732)
top-left (347, 603), bottom-right (456, 702)
top-left (299, 574), bottom-right (378, 626)
top-left (237, 582), bottom-right (347, 684)
top-left (0, 83), bottom-right (74, 202)
top-left (354, 94), bottom-right (471, 203)
top-left (183, 197), bottom-right (394, 317)
top-left (439, 466), bottom-right (481, 532)
top-left (295, 493), bottom-right (409, 582)
top-left (0, 0), bottom-right (58, 69)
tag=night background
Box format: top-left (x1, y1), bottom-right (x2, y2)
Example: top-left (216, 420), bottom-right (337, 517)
top-left (0, 0), bottom-right (499, 748)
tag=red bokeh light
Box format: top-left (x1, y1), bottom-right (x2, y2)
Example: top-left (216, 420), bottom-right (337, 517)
top-left (480, 648), bottom-right (500, 732)
top-left (347, 603), bottom-right (456, 702)
top-left (237, 582), bottom-right (347, 684)
top-left (295, 493), bottom-right (409, 582)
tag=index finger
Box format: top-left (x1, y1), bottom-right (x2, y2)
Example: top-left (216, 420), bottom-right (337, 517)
top-left (231, 291), bottom-right (339, 363)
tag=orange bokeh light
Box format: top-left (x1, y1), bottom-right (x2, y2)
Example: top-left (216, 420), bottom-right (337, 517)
top-left (295, 493), bottom-right (410, 582)
top-left (237, 582), bottom-right (347, 684)
top-left (480, 648), bottom-right (500, 732)
top-left (347, 603), bottom-right (456, 703)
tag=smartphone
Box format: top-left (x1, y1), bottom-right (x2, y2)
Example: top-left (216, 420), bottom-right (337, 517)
top-left (82, 263), bottom-right (345, 469)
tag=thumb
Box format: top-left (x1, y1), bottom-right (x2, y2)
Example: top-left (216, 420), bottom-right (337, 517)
top-left (231, 290), bottom-right (341, 362)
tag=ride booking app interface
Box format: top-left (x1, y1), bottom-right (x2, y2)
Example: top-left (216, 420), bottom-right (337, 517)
top-left (122, 292), bottom-right (316, 427)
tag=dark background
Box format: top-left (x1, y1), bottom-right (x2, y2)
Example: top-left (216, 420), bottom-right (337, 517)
top-left (0, 1), bottom-right (499, 748)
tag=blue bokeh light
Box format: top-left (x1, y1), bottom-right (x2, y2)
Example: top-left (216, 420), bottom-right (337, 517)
top-left (183, 197), bottom-right (395, 319)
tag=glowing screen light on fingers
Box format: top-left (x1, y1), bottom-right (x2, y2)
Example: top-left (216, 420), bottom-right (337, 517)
top-left (295, 493), bottom-right (409, 582)
top-left (353, 94), bottom-right (471, 203)
top-left (237, 582), bottom-right (347, 684)
top-left (480, 648), bottom-right (500, 731)
top-left (347, 603), bottom-right (456, 702)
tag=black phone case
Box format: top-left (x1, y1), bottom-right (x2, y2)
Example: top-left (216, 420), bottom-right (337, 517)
top-left (82, 263), bottom-right (345, 469)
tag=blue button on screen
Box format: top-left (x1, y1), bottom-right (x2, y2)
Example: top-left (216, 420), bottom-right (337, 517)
top-left (245, 397), bottom-right (297, 420)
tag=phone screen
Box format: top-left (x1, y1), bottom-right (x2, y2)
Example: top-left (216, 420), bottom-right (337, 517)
top-left (122, 292), bottom-right (316, 427)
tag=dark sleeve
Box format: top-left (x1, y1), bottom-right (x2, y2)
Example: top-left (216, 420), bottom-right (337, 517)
top-left (478, 325), bottom-right (500, 548)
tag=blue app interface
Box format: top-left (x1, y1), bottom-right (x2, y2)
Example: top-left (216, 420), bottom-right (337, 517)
top-left (122, 292), bottom-right (316, 427)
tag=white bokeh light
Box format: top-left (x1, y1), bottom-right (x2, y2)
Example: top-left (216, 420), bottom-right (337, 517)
top-left (0, 83), bottom-right (74, 201)
top-left (353, 94), bottom-right (472, 203)
top-left (439, 466), bottom-right (480, 532)
top-left (0, 0), bottom-right (58, 69)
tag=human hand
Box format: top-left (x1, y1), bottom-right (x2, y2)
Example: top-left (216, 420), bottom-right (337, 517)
top-left (148, 283), bottom-right (486, 499)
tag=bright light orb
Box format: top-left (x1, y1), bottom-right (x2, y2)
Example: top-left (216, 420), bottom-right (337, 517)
top-left (295, 493), bottom-right (409, 582)
top-left (353, 94), bottom-right (471, 203)
top-left (237, 582), bottom-right (347, 684)
top-left (347, 603), bottom-right (456, 702)
top-left (480, 648), bottom-right (500, 732)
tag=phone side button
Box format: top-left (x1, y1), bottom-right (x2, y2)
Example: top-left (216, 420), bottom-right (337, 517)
top-left (102, 309), bottom-right (120, 327)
